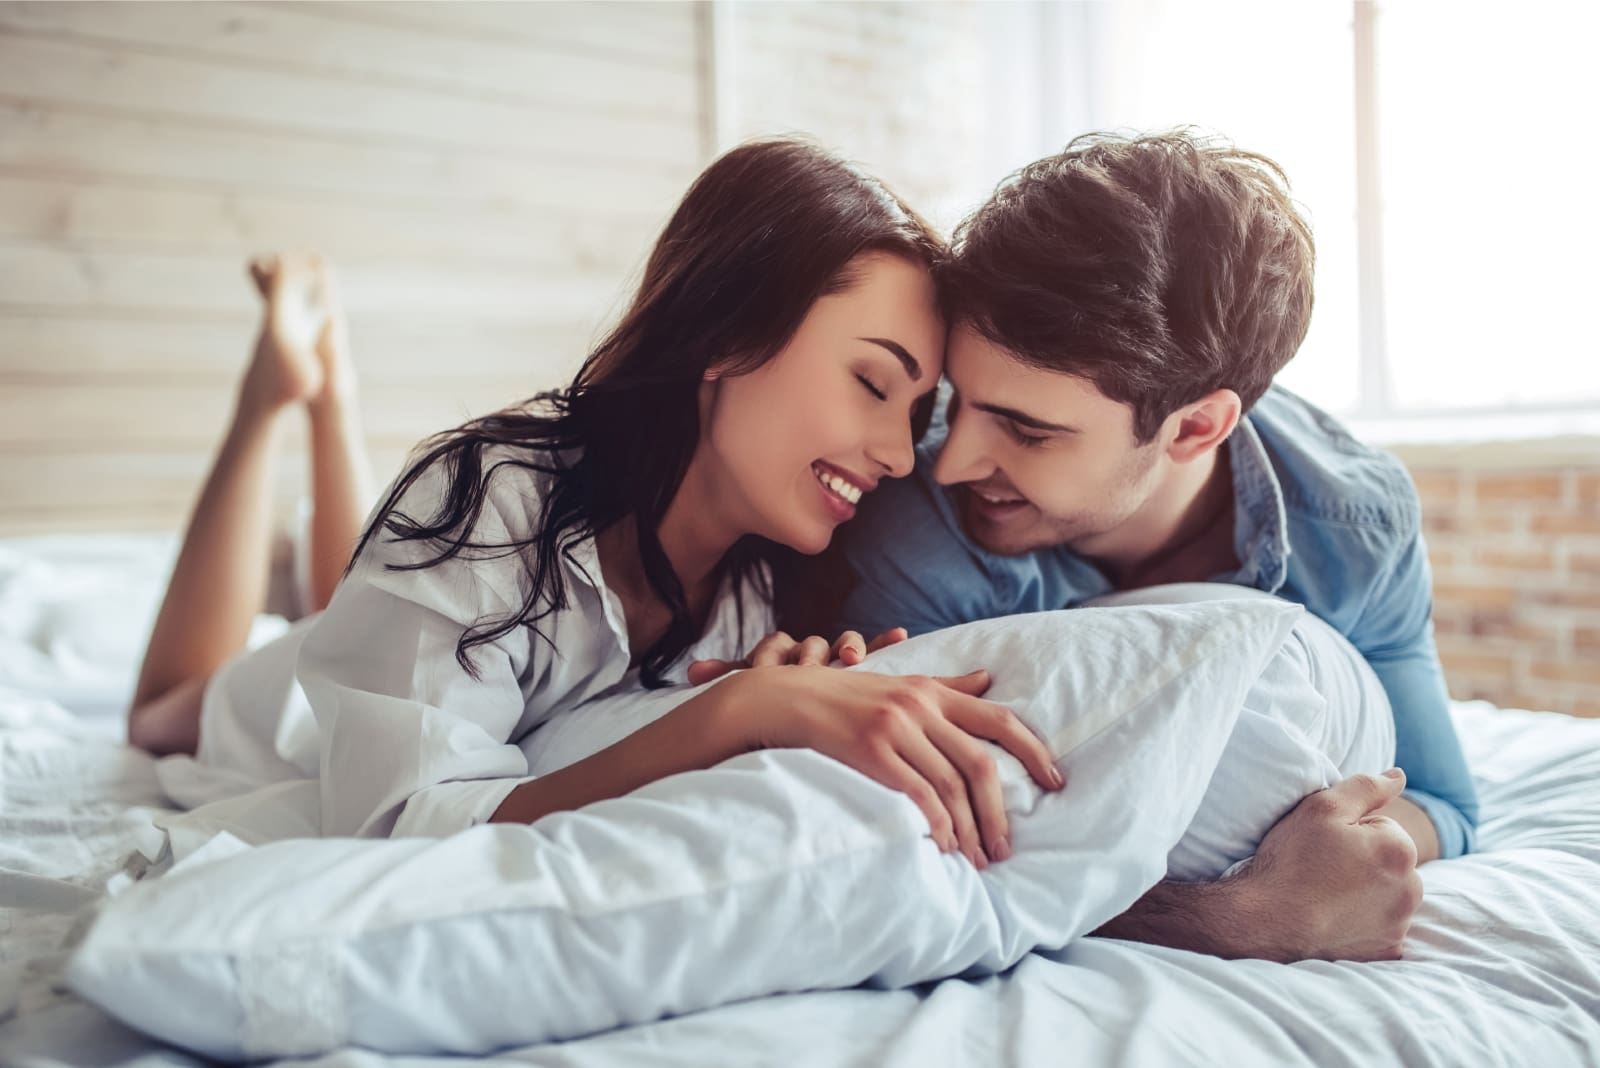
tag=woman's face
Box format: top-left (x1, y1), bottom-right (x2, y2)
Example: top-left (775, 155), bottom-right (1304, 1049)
top-left (702, 252), bottom-right (945, 554)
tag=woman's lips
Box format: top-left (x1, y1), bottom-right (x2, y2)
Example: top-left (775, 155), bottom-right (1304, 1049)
top-left (812, 462), bottom-right (864, 522)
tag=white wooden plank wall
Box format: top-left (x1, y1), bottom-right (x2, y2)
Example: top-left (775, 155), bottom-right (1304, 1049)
top-left (0, 0), bottom-right (706, 533)
top-left (717, 2), bottom-right (986, 232)
top-left (0, 0), bottom-right (989, 536)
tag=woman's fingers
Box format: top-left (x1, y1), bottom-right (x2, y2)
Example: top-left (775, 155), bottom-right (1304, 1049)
top-left (719, 627), bottom-right (910, 677)
top-left (928, 720), bottom-right (1012, 862)
top-left (873, 752), bottom-right (959, 855)
top-left (794, 635), bottom-right (832, 667)
top-left (749, 632), bottom-right (798, 669)
top-left (832, 631), bottom-right (867, 665)
top-left (865, 627), bottom-right (909, 654)
top-left (685, 658), bottom-right (743, 686)
top-left (692, 627), bottom-right (904, 683)
top-left (932, 669), bottom-right (992, 698)
top-left (945, 692), bottom-right (1065, 793)
top-left (896, 729), bottom-right (989, 869)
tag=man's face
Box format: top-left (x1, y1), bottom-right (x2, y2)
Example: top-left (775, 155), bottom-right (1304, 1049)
top-left (934, 323), bottom-right (1167, 558)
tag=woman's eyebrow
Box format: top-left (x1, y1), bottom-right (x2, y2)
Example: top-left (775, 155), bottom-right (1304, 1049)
top-left (857, 337), bottom-right (922, 381)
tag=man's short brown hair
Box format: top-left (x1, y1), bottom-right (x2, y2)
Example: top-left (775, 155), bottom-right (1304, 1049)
top-left (943, 130), bottom-right (1316, 442)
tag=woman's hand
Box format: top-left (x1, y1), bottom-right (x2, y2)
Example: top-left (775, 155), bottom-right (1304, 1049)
top-left (686, 627), bottom-right (908, 685)
top-left (716, 664), bottom-right (1065, 869)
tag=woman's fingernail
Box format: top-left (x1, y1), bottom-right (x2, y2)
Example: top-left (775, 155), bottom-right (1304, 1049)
top-left (1050, 767), bottom-right (1065, 790)
top-left (992, 837), bottom-right (1011, 862)
top-left (972, 851), bottom-right (988, 870)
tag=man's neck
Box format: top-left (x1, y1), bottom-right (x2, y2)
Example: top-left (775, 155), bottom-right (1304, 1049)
top-left (1096, 445), bottom-right (1239, 591)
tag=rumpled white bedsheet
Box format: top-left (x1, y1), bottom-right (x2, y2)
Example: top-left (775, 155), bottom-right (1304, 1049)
top-left (3, 533), bottom-right (1599, 1065)
top-left (4, 689), bottom-right (1599, 1067)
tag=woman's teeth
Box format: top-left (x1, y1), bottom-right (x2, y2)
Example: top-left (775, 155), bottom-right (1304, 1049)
top-left (813, 466), bottom-right (863, 505)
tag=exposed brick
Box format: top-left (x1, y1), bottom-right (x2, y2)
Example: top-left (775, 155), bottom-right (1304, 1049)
top-left (1576, 472), bottom-right (1600, 507)
top-left (1449, 677), bottom-right (1525, 704)
top-left (1522, 587), bottom-right (1600, 612)
top-left (1404, 457), bottom-right (1600, 715)
top-left (1465, 611), bottom-right (1564, 645)
top-left (1529, 659), bottom-right (1600, 687)
top-left (1437, 649), bottom-right (1516, 678)
top-left (1408, 470), bottom-right (1463, 502)
top-left (1567, 552), bottom-right (1600, 577)
top-left (1462, 513), bottom-right (1522, 535)
top-left (1471, 473), bottom-right (1566, 504)
top-left (1424, 544), bottom-right (1463, 570)
top-left (1493, 693), bottom-right (1565, 712)
top-left (1421, 512), bottom-right (1461, 536)
top-left (1432, 582), bottom-right (1518, 610)
top-left (1472, 546), bottom-right (1557, 572)
top-left (1532, 513), bottom-right (1600, 537)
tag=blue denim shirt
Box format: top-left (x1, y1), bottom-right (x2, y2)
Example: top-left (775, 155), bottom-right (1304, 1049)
top-left (835, 384), bottom-right (1479, 859)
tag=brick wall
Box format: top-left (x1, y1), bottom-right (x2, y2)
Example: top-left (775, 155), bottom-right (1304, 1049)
top-left (1397, 443), bottom-right (1600, 716)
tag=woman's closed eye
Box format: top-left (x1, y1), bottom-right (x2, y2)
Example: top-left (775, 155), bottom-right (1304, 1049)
top-left (855, 373), bottom-right (888, 401)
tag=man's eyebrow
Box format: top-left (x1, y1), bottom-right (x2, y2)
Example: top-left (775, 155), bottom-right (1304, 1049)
top-left (858, 337), bottom-right (922, 382)
top-left (971, 402), bottom-right (1079, 434)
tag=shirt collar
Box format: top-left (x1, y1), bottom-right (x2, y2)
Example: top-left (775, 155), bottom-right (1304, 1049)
top-left (1220, 413), bottom-right (1290, 592)
top-left (563, 535), bottom-right (771, 684)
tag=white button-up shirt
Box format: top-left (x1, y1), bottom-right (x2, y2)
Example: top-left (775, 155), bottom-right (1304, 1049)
top-left (296, 448), bottom-right (773, 839)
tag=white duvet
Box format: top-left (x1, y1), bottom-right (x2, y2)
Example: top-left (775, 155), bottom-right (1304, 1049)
top-left (6, 692), bottom-right (1600, 1066)
top-left (3, 535), bottom-right (1600, 1066)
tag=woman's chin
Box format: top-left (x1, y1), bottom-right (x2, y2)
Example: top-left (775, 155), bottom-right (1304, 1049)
top-left (774, 519), bottom-right (836, 556)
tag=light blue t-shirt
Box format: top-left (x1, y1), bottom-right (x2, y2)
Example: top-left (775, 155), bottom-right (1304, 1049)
top-left (834, 384), bottom-right (1479, 859)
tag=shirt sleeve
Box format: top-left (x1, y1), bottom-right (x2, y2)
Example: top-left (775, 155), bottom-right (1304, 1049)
top-left (1349, 530), bottom-right (1481, 859)
top-left (296, 459), bottom-right (544, 840)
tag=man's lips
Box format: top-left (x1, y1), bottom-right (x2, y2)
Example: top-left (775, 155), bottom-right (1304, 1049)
top-left (964, 484), bottom-right (1031, 523)
top-left (969, 486), bottom-right (1026, 506)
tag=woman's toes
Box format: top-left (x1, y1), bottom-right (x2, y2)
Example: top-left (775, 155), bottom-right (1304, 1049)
top-left (247, 256), bottom-right (274, 296)
top-left (240, 252), bottom-right (327, 410)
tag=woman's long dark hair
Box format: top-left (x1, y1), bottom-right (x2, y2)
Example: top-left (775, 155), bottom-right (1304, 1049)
top-left (349, 138), bottom-right (944, 686)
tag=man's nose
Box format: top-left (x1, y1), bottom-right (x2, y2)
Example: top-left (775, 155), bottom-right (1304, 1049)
top-left (931, 405), bottom-right (994, 486)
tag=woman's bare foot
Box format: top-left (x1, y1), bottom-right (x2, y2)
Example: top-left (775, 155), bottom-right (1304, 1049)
top-left (238, 254), bottom-right (330, 417)
top-left (307, 259), bottom-right (358, 412)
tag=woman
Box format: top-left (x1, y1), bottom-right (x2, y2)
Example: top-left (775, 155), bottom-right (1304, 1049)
top-left (128, 139), bottom-right (1062, 870)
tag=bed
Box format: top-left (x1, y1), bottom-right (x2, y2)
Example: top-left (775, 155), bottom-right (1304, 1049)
top-left (3, 533), bottom-right (1599, 1066)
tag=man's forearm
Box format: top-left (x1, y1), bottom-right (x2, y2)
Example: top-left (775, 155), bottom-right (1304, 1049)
top-left (1091, 871), bottom-right (1287, 961)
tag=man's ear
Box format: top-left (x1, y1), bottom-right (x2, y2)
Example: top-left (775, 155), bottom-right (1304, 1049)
top-left (1167, 389), bottom-right (1242, 463)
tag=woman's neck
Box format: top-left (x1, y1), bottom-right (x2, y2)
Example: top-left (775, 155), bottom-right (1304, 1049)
top-left (595, 450), bottom-right (740, 618)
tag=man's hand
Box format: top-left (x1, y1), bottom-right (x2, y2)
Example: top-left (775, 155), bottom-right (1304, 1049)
top-left (1243, 768), bottom-right (1424, 962)
top-left (1094, 768), bottom-right (1423, 963)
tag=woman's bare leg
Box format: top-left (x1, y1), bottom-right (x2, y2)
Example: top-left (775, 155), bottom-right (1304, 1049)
top-left (128, 255), bottom-right (330, 754)
top-left (303, 261), bottom-right (376, 613)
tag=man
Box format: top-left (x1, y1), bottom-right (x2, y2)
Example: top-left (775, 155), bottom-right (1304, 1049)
top-left (833, 131), bottom-right (1478, 963)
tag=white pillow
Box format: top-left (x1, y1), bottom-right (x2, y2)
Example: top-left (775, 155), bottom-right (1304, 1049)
top-left (70, 598), bottom-right (1307, 1059)
top-left (1082, 584), bottom-right (1395, 879)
